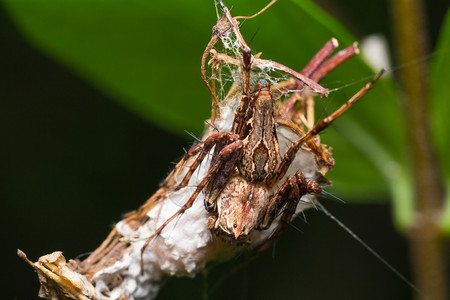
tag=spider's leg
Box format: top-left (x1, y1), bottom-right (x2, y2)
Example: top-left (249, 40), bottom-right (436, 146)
top-left (262, 172), bottom-right (321, 233)
top-left (310, 43), bottom-right (359, 82)
top-left (252, 172), bottom-right (320, 253)
top-left (276, 119), bottom-right (335, 168)
top-left (140, 139), bottom-right (243, 272)
top-left (161, 131), bottom-right (238, 188)
top-left (301, 38), bottom-right (338, 78)
top-left (267, 70), bottom-right (384, 187)
top-left (278, 41), bottom-right (358, 120)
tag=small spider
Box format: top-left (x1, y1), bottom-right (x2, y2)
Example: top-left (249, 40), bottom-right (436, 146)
top-left (140, 0), bottom-right (383, 267)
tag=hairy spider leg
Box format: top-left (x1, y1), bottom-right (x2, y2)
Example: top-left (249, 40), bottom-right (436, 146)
top-left (301, 38), bottom-right (339, 77)
top-left (140, 139), bottom-right (244, 272)
top-left (231, 50), bottom-right (252, 138)
top-left (278, 41), bottom-right (359, 119)
top-left (277, 38), bottom-right (337, 119)
top-left (276, 119), bottom-right (335, 168)
top-left (262, 172), bottom-right (321, 235)
top-left (161, 131), bottom-right (238, 188)
top-left (282, 43), bottom-right (359, 126)
top-left (310, 43), bottom-right (359, 82)
top-left (267, 69), bottom-right (385, 187)
top-left (274, 41), bottom-right (360, 173)
top-left (246, 173), bottom-right (321, 254)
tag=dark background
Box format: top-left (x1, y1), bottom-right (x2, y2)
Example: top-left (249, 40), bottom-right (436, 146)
top-left (1, 0), bottom-right (448, 299)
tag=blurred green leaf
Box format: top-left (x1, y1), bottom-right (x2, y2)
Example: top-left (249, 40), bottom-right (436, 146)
top-left (3, 0), bottom-right (217, 134)
top-left (429, 8), bottom-right (450, 233)
top-left (4, 0), bottom-right (411, 211)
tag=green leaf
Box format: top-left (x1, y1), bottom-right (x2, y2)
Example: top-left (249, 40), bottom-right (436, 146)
top-left (4, 0), bottom-right (409, 211)
top-left (3, 0), bottom-right (217, 134)
top-left (429, 8), bottom-right (450, 233)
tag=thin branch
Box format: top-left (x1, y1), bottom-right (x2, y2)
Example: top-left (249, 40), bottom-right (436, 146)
top-left (389, 0), bottom-right (447, 299)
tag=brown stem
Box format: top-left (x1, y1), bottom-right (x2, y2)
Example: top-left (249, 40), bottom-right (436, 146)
top-left (389, 0), bottom-right (447, 299)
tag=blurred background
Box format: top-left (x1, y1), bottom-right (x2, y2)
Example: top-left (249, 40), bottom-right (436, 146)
top-left (1, 0), bottom-right (448, 299)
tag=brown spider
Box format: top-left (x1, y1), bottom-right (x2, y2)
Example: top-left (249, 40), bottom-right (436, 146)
top-left (140, 0), bottom-right (383, 267)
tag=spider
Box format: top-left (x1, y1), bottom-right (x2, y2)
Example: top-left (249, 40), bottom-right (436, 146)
top-left (140, 0), bottom-right (383, 264)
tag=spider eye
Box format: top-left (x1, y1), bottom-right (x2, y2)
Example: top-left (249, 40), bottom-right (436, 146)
top-left (233, 223), bottom-right (237, 228)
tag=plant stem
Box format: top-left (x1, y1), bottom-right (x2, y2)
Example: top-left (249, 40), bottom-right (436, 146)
top-left (389, 0), bottom-right (447, 299)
